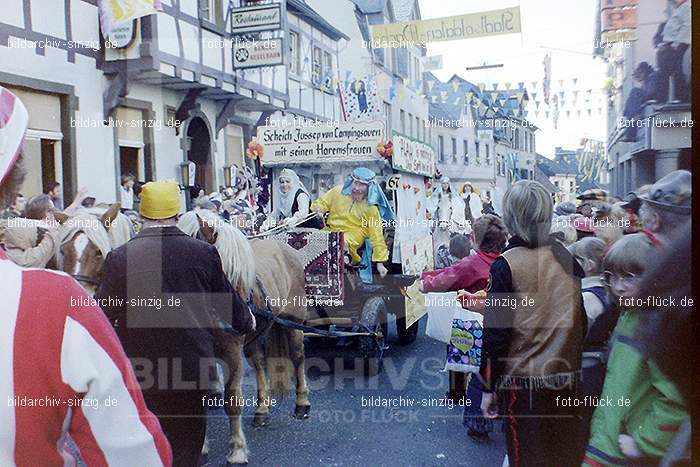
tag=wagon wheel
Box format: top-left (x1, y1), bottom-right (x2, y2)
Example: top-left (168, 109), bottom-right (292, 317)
top-left (357, 297), bottom-right (388, 377)
top-left (396, 315), bottom-right (419, 346)
top-left (386, 294), bottom-right (419, 346)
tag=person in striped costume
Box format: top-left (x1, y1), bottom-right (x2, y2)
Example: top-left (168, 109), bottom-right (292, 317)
top-left (0, 86), bottom-right (172, 466)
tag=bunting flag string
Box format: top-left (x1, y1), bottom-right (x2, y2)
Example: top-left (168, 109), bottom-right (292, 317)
top-left (504, 82), bottom-right (512, 90)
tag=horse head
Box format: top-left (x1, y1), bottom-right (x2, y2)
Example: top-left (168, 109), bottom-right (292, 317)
top-left (58, 203), bottom-right (123, 294)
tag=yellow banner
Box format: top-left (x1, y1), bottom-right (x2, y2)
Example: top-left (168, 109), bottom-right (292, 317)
top-left (370, 7), bottom-right (521, 47)
top-left (100, 0), bottom-right (161, 36)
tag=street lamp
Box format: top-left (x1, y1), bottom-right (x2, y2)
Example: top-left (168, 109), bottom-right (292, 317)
top-left (222, 165), bottom-right (237, 188)
top-left (179, 161), bottom-right (196, 189)
top-left (179, 161), bottom-right (196, 210)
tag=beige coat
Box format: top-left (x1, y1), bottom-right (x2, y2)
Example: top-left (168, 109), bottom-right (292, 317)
top-left (1, 218), bottom-right (59, 268)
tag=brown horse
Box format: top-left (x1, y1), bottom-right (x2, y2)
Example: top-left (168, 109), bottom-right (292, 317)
top-left (178, 209), bottom-right (310, 465)
top-left (54, 203), bottom-right (132, 295)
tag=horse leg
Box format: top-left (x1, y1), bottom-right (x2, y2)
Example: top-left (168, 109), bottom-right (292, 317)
top-left (288, 328), bottom-right (311, 419)
top-left (221, 335), bottom-right (250, 465)
top-left (247, 340), bottom-right (272, 427)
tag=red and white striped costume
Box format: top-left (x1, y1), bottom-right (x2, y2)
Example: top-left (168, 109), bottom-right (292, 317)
top-left (0, 249), bottom-right (172, 466)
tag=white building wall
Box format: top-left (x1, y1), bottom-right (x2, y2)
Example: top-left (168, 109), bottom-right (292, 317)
top-left (0, 0), bottom-right (117, 202)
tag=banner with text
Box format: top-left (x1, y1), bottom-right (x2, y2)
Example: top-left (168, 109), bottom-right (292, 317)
top-left (391, 132), bottom-right (436, 177)
top-left (370, 7), bottom-right (521, 47)
top-left (98, 0), bottom-right (161, 37)
top-left (258, 121), bottom-right (385, 165)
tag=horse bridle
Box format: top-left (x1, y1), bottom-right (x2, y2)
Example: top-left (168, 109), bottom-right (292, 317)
top-left (71, 273), bottom-right (101, 287)
top-left (55, 229), bottom-right (103, 288)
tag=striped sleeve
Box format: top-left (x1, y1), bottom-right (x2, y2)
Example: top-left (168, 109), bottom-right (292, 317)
top-left (59, 276), bottom-right (172, 466)
top-left (11, 268), bottom-right (172, 466)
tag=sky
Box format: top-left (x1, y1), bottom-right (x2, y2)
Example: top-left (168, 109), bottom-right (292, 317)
top-left (416, 0), bottom-right (608, 157)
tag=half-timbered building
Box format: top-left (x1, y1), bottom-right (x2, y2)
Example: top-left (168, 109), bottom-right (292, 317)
top-left (0, 0), bottom-right (347, 204)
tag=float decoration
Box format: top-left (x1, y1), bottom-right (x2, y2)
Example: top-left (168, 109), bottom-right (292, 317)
top-left (246, 139), bottom-right (265, 176)
top-left (246, 139), bottom-right (264, 161)
top-left (377, 140), bottom-right (394, 159)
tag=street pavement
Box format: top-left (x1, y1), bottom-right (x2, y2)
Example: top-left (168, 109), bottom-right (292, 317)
top-left (205, 317), bottom-right (507, 466)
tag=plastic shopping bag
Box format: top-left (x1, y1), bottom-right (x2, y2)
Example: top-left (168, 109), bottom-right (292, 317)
top-left (425, 292), bottom-right (459, 344)
top-left (444, 308), bottom-right (484, 373)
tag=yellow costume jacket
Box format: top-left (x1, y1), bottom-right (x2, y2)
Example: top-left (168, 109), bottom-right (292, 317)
top-left (311, 186), bottom-right (389, 264)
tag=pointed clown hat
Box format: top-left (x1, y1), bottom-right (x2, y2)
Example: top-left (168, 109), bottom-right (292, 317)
top-left (0, 86), bottom-right (29, 185)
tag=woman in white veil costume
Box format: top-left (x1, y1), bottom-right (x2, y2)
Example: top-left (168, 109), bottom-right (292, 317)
top-left (428, 177), bottom-right (467, 268)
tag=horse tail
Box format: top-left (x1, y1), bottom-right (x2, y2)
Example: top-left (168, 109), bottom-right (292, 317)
top-left (265, 323), bottom-right (295, 399)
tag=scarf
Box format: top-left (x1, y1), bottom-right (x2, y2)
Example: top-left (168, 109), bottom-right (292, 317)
top-left (341, 168), bottom-right (394, 223)
top-left (275, 169), bottom-right (309, 219)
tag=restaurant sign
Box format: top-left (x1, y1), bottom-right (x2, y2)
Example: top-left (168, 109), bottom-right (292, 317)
top-left (233, 37), bottom-right (284, 69)
top-left (230, 3), bottom-right (282, 34)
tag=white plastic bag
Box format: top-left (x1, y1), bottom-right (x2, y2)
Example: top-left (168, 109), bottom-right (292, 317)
top-left (425, 292), bottom-right (460, 344)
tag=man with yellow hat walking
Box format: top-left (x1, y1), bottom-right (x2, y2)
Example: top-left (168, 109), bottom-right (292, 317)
top-left (96, 180), bottom-right (255, 467)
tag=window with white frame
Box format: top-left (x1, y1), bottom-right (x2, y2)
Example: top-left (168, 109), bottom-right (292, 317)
top-left (409, 113), bottom-right (413, 137)
top-left (324, 51), bottom-right (332, 79)
top-left (451, 137), bottom-right (457, 160)
top-left (485, 143), bottom-right (491, 165)
top-left (289, 31), bottom-right (300, 75)
top-left (384, 102), bottom-right (392, 136)
top-left (312, 46), bottom-right (322, 85)
top-left (199, 0), bottom-right (224, 27)
top-left (463, 139), bottom-right (469, 165)
top-left (438, 135), bottom-right (445, 162)
top-left (414, 56), bottom-right (420, 85)
top-left (475, 141), bottom-right (481, 165)
top-left (400, 109), bottom-right (406, 134)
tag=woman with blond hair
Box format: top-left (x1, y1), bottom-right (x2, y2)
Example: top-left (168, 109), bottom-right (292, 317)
top-left (479, 180), bottom-right (585, 467)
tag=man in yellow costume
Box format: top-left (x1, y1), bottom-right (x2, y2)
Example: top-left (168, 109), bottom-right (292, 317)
top-left (312, 167), bottom-right (394, 279)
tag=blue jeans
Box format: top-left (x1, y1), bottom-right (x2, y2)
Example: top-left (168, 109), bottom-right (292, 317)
top-left (463, 374), bottom-right (493, 435)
